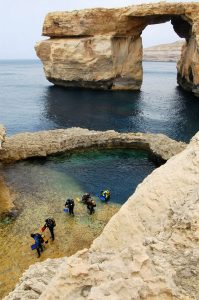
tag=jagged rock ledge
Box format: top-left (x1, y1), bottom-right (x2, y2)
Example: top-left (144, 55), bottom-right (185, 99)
top-left (4, 131), bottom-right (199, 300)
top-left (0, 127), bottom-right (186, 163)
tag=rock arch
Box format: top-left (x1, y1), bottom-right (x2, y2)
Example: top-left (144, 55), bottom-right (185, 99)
top-left (35, 2), bottom-right (199, 97)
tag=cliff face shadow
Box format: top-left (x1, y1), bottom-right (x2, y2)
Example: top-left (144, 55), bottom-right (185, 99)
top-left (42, 86), bottom-right (142, 132)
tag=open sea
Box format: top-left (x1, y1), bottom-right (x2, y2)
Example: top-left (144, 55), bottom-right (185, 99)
top-left (0, 60), bottom-right (199, 142)
top-left (0, 60), bottom-right (199, 298)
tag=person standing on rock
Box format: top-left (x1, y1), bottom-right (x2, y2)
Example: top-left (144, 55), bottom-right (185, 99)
top-left (65, 198), bottom-right (75, 216)
top-left (43, 218), bottom-right (56, 241)
top-left (87, 198), bottom-right (96, 215)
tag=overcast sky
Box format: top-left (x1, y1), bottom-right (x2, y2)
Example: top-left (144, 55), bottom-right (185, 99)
top-left (0, 0), bottom-right (197, 59)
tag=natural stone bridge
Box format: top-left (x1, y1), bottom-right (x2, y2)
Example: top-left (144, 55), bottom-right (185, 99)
top-left (35, 2), bottom-right (199, 96)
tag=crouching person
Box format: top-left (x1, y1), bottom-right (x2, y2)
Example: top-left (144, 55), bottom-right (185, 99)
top-left (31, 233), bottom-right (44, 258)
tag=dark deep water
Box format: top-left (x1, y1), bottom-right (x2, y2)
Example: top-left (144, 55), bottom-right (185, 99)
top-left (0, 60), bottom-right (199, 142)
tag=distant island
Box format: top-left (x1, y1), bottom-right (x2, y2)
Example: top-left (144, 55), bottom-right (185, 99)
top-left (143, 40), bottom-right (184, 62)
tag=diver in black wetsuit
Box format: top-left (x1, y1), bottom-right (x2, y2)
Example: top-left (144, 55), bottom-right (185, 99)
top-left (65, 199), bottom-right (75, 215)
top-left (87, 198), bottom-right (96, 215)
top-left (43, 218), bottom-right (56, 241)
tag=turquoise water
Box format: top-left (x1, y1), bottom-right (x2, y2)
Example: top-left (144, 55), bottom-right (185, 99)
top-left (0, 59), bottom-right (197, 297)
top-left (2, 149), bottom-right (155, 205)
top-left (0, 149), bottom-right (155, 298)
top-left (0, 60), bottom-right (198, 142)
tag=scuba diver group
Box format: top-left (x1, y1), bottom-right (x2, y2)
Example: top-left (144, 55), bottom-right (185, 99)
top-left (30, 190), bottom-right (110, 258)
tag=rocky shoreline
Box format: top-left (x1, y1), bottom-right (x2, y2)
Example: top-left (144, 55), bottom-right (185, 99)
top-left (4, 131), bottom-right (199, 300)
top-left (0, 126), bottom-right (186, 217)
top-left (0, 124), bottom-right (6, 149)
top-left (0, 127), bottom-right (186, 164)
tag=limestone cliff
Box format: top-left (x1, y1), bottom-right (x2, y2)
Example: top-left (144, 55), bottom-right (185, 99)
top-left (177, 35), bottom-right (199, 96)
top-left (0, 125), bottom-right (13, 214)
top-left (143, 40), bottom-right (184, 62)
top-left (5, 131), bottom-right (199, 300)
top-left (0, 124), bottom-right (6, 149)
top-left (35, 2), bottom-right (199, 96)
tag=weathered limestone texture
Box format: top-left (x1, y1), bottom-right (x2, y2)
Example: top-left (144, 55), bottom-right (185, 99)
top-left (4, 258), bottom-right (67, 300)
top-left (177, 35), bottom-right (199, 96)
top-left (0, 127), bottom-right (186, 163)
top-left (35, 2), bottom-right (199, 95)
top-left (35, 36), bottom-right (142, 90)
top-left (0, 124), bottom-right (6, 149)
top-left (5, 132), bottom-right (199, 300)
top-left (0, 125), bottom-right (12, 214)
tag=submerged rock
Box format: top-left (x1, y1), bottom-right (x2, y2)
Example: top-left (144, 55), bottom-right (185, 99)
top-left (0, 175), bottom-right (14, 214)
top-left (4, 131), bottom-right (199, 300)
top-left (35, 2), bottom-right (199, 96)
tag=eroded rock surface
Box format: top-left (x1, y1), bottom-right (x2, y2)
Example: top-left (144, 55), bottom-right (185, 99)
top-left (4, 258), bottom-right (67, 300)
top-left (36, 2), bottom-right (199, 95)
top-left (177, 35), bottom-right (199, 96)
top-left (0, 125), bottom-right (12, 214)
top-left (4, 131), bottom-right (199, 300)
top-left (0, 128), bottom-right (186, 163)
top-left (0, 124), bottom-right (6, 149)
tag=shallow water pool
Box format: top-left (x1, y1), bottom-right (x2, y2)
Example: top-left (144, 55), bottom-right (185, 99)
top-left (0, 149), bottom-right (156, 298)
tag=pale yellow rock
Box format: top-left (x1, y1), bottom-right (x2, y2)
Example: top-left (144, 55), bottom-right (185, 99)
top-left (4, 132), bottom-right (199, 300)
top-left (38, 132), bottom-right (199, 300)
top-left (0, 127), bottom-right (186, 163)
top-left (177, 35), bottom-right (199, 96)
top-left (0, 125), bottom-right (12, 214)
top-left (0, 124), bottom-right (6, 149)
top-left (42, 3), bottom-right (199, 38)
top-left (36, 2), bottom-right (199, 94)
top-left (35, 36), bottom-right (142, 90)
